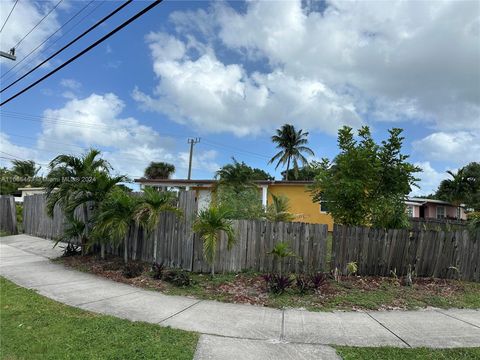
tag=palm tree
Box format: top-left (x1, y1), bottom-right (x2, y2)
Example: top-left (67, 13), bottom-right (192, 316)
top-left (134, 187), bottom-right (182, 263)
top-left (437, 169), bottom-right (469, 218)
top-left (192, 206), bottom-right (235, 276)
top-left (268, 242), bottom-right (297, 276)
top-left (93, 189), bottom-right (139, 264)
top-left (144, 162), bottom-right (175, 179)
top-left (269, 124), bottom-right (315, 180)
top-left (11, 160), bottom-right (40, 178)
top-left (45, 149), bottom-right (124, 253)
top-left (266, 194), bottom-right (295, 222)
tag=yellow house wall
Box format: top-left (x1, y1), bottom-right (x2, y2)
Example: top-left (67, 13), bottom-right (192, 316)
top-left (267, 185), bottom-right (334, 231)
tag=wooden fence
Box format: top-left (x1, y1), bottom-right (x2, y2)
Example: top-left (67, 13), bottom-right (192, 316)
top-left (21, 192), bottom-right (329, 273)
top-left (409, 218), bottom-right (468, 231)
top-left (0, 195), bottom-right (17, 235)
top-left (332, 224), bottom-right (480, 281)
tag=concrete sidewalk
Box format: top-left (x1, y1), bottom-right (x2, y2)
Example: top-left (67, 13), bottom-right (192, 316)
top-left (1, 235), bottom-right (480, 359)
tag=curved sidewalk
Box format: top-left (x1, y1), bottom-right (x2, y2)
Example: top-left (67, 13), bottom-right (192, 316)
top-left (1, 234), bottom-right (480, 352)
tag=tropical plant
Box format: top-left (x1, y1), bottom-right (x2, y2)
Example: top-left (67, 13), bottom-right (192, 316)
top-left (192, 205), bottom-right (236, 276)
top-left (11, 160), bottom-right (41, 178)
top-left (45, 149), bottom-right (126, 254)
top-left (144, 162), bottom-right (175, 179)
top-left (216, 158), bottom-right (273, 188)
top-left (134, 187), bottom-right (180, 233)
top-left (282, 160), bottom-right (322, 181)
top-left (310, 126), bottom-right (421, 228)
top-left (122, 262), bottom-right (145, 278)
top-left (93, 188), bottom-right (140, 264)
top-left (268, 241), bottom-right (297, 276)
top-left (346, 261), bottom-right (358, 276)
top-left (262, 273), bottom-right (293, 294)
top-left (162, 269), bottom-right (192, 287)
top-left (215, 186), bottom-right (264, 220)
top-left (269, 124), bottom-right (315, 180)
top-left (265, 194), bottom-right (295, 222)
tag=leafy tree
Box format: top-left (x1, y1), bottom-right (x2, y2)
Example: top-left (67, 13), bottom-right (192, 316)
top-left (311, 126), bottom-right (420, 228)
top-left (192, 205), bottom-right (235, 276)
top-left (282, 161), bottom-right (322, 181)
top-left (144, 162), bottom-right (175, 179)
top-left (266, 194), bottom-right (295, 222)
top-left (216, 158), bottom-right (273, 188)
top-left (436, 162), bottom-right (480, 211)
top-left (269, 124), bottom-right (315, 180)
top-left (0, 167), bottom-right (17, 195)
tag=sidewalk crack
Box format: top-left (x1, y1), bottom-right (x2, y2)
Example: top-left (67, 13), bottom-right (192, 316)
top-left (158, 300), bottom-right (203, 324)
top-left (435, 310), bottom-right (480, 329)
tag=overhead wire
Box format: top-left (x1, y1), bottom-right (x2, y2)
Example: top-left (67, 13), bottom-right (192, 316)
top-left (1, 0), bottom-right (95, 82)
top-left (13, 0), bottom-right (64, 50)
top-left (2, 0), bottom-right (132, 92)
top-left (0, 0), bottom-right (19, 33)
top-left (0, 0), bottom-right (162, 106)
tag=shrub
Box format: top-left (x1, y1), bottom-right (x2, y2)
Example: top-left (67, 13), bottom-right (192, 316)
top-left (263, 273), bottom-right (293, 294)
top-left (60, 243), bottom-right (81, 257)
top-left (295, 273), bottom-right (327, 294)
top-left (309, 272), bottom-right (327, 290)
top-left (150, 263), bottom-right (165, 280)
top-left (347, 261), bottom-right (358, 276)
top-left (122, 262), bottom-right (144, 278)
top-left (163, 270), bottom-right (192, 287)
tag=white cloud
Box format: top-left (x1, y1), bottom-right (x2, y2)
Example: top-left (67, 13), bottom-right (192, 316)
top-left (413, 131), bottom-right (480, 164)
top-left (143, 0), bottom-right (479, 135)
top-left (134, 33), bottom-right (362, 136)
top-left (411, 161), bottom-right (449, 196)
top-left (60, 79), bottom-right (81, 90)
top-left (0, 0), bottom-right (60, 63)
top-left (0, 133), bottom-right (38, 167)
top-left (35, 93), bottom-right (218, 179)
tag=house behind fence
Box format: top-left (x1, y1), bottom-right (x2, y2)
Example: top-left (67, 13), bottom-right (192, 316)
top-left (0, 195), bottom-right (17, 235)
top-left (19, 193), bottom-right (480, 281)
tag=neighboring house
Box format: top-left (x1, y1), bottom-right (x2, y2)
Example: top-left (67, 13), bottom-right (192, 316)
top-left (15, 187), bottom-right (47, 203)
top-left (405, 197), bottom-right (467, 220)
top-left (135, 178), bottom-right (335, 231)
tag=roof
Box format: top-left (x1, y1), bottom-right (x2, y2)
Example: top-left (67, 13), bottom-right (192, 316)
top-left (407, 197), bottom-right (465, 207)
top-left (135, 178), bottom-right (314, 186)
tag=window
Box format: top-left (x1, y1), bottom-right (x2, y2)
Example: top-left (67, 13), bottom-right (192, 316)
top-left (320, 200), bottom-right (331, 213)
top-left (436, 206), bottom-right (446, 219)
top-left (407, 205), bottom-right (414, 218)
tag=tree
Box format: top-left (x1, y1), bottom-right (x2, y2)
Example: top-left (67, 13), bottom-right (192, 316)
top-left (93, 188), bottom-right (139, 264)
top-left (144, 162), bottom-right (175, 179)
top-left (45, 149), bottom-right (125, 253)
top-left (214, 158), bottom-right (270, 219)
top-left (268, 242), bottom-right (297, 276)
top-left (192, 205), bottom-right (235, 276)
top-left (269, 124), bottom-right (315, 180)
top-left (266, 194), bottom-right (295, 222)
top-left (436, 162), bottom-right (480, 211)
top-left (11, 160), bottom-right (40, 178)
top-left (282, 161), bottom-right (322, 181)
top-left (311, 126), bottom-right (420, 228)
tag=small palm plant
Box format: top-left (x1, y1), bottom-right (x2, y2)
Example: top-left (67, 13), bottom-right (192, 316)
top-left (192, 205), bottom-right (235, 276)
top-left (266, 194), bottom-right (295, 222)
top-left (268, 241), bottom-right (297, 276)
top-left (93, 189), bottom-right (139, 264)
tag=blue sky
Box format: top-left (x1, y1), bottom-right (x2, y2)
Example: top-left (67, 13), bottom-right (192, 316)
top-left (0, 0), bottom-right (479, 194)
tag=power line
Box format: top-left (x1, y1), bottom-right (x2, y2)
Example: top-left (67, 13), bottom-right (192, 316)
top-left (0, 0), bottom-right (19, 33)
top-left (1, 0), bottom-right (95, 82)
top-left (0, 0), bottom-right (162, 106)
top-left (13, 0), bottom-right (64, 50)
top-left (2, 0), bottom-right (131, 92)
top-left (1, 1), bottom-right (105, 82)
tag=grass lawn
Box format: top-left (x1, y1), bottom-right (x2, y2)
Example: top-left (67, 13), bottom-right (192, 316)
top-left (335, 346), bottom-right (480, 359)
top-left (0, 277), bottom-right (199, 360)
top-left (57, 254), bottom-right (480, 312)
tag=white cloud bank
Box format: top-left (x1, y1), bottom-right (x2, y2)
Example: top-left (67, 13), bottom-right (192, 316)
top-left (134, 0), bottom-right (479, 138)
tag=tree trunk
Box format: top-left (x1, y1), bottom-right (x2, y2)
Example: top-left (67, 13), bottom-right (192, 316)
top-left (285, 157), bottom-right (291, 181)
top-left (211, 262), bottom-right (215, 277)
top-left (100, 243), bottom-right (105, 259)
top-left (124, 234), bottom-right (128, 264)
top-left (82, 203), bottom-right (89, 255)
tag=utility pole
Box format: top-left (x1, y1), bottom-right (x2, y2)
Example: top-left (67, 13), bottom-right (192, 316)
top-left (187, 137), bottom-right (200, 180)
top-left (0, 48), bottom-right (16, 61)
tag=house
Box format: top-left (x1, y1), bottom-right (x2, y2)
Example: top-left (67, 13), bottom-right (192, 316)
top-left (15, 187), bottom-right (47, 203)
top-left (405, 197), bottom-right (467, 220)
top-left (135, 178), bottom-right (335, 231)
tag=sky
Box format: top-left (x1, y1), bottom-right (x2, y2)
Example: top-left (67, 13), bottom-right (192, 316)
top-left (0, 0), bottom-right (479, 195)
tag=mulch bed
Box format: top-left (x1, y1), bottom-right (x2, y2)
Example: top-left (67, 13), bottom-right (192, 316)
top-left (58, 254), bottom-right (468, 311)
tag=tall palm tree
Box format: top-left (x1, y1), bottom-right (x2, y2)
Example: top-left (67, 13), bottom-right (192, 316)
top-left (11, 160), bottom-right (40, 178)
top-left (192, 205), bottom-right (235, 276)
top-left (437, 169), bottom-right (469, 219)
top-left (269, 124), bottom-right (315, 180)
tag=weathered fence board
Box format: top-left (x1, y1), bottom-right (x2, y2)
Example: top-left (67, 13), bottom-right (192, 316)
top-left (0, 195), bottom-right (17, 235)
top-left (333, 224), bottom-right (480, 281)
